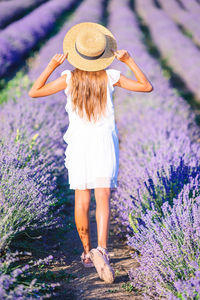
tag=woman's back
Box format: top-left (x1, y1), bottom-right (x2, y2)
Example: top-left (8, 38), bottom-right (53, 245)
top-left (61, 68), bottom-right (121, 144)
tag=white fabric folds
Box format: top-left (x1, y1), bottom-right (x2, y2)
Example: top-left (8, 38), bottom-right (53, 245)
top-left (61, 68), bottom-right (121, 190)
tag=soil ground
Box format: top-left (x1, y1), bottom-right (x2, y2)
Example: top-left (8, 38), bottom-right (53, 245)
top-left (14, 188), bottom-right (144, 299)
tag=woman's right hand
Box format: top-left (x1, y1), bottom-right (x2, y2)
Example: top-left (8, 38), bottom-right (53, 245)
top-left (48, 52), bottom-right (68, 68)
top-left (111, 49), bottom-right (131, 63)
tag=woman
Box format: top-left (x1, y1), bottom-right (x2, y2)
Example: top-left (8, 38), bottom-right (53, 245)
top-left (29, 22), bottom-right (153, 284)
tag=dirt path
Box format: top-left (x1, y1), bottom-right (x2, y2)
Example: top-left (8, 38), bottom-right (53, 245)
top-left (37, 189), bottom-right (144, 300)
top-left (19, 45), bottom-right (143, 298)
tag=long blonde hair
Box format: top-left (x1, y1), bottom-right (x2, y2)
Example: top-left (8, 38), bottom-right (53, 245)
top-left (69, 68), bottom-right (108, 123)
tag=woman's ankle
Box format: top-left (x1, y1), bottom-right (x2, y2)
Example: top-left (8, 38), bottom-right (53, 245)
top-left (97, 245), bottom-right (108, 252)
top-left (83, 245), bottom-right (92, 255)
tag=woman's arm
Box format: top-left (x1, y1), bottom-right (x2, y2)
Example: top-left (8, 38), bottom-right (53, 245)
top-left (28, 53), bottom-right (68, 98)
top-left (112, 49), bottom-right (153, 92)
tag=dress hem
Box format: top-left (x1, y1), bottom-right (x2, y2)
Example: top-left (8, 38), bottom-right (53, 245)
top-left (68, 178), bottom-right (118, 190)
top-left (69, 185), bottom-right (118, 190)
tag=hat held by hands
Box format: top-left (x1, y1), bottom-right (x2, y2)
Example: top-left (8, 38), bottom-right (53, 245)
top-left (63, 22), bottom-right (117, 71)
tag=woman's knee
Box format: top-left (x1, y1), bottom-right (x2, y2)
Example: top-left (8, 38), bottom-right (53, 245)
top-left (75, 189), bottom-right (91, 211)
top-left (94, 187), bottom-right (110, 203)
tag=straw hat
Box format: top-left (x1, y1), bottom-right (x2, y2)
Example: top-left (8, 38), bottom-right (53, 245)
top-left (63, 22), bottom-right (117, 71)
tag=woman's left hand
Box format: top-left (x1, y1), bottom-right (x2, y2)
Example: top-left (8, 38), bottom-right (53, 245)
top-left (48, 52), bottom-right (68, 68)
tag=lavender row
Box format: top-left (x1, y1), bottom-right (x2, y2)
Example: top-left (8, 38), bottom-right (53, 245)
top-left (180, 0), bottom-right (200, 15)
top-left (0, 0), bottom-right (105, 297)
top-left (0, 0), bottom-right (50, 29)
top-left (0, 251), bottom-right (59, 299)
top-left (0, 0), bottom-right (78, 78)
top-left (135, 0), bottom-right (200, 102)
top-left (108, 0), bottom-right (200, 298)
top-left (159, 0), bottom-right (200, 47)
top-left (108, 0), bottom-right (200, 235)
top-left (128, 179), bottom-right (200, 299)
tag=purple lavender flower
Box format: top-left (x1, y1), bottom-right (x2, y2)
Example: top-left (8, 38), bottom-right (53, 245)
top-left (0, 0), bottom-right (50, 29)
top-left (0, 0), bottom-right (79, 77)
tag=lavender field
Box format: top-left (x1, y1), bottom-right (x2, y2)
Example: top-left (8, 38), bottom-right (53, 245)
top-left (0, 0), bottom-right (200, 299)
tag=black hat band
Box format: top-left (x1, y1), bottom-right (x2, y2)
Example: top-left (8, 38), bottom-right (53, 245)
top-left (75, 42), bottom-right (105, 60)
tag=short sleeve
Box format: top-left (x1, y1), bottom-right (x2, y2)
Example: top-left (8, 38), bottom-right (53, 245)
top-left (61, 70), bottom-right (71, 95)
top-left (106, 69), bottom-right (121, 89)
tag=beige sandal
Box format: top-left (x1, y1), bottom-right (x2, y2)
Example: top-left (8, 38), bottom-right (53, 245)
top-left (80, 251), bottom-right (94, 268)
top-left (89, 246), bottom-right (115, 283)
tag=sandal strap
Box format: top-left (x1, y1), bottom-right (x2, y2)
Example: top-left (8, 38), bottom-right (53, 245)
top-left (85, 252), bottom-right (91, 259)
top-left (97, 246), bottom-right (110, 262)
top-left (80, 251), bottom-right (91, 260)
top-left (80, 252), bottom-right (85, 260)
top-left (97, 246), bottom-right (109, 255)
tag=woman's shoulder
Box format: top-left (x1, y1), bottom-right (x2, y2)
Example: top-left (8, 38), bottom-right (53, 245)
top-left (106, 68), bottom-right (121, 86)
top-left (60, 70), bottom-right (72, 95)
top-left (61, 69), bottom-right (72, 79)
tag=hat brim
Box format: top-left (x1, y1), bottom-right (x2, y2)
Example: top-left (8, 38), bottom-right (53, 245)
top-left (63, 22), bottom-right (117, 71)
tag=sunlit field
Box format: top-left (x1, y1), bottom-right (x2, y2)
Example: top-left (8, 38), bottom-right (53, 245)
top-left (0, 0), bottom-right (200, 299)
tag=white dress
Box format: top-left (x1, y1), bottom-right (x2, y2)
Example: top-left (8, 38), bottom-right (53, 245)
top-left (61, 68), bottom-right (121, 190)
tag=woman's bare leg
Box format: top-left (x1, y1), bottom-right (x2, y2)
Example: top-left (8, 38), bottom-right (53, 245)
top-left (74, 189), bottom-right (92, 256)
top-left (94, 187), bottom-right (111, 249)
